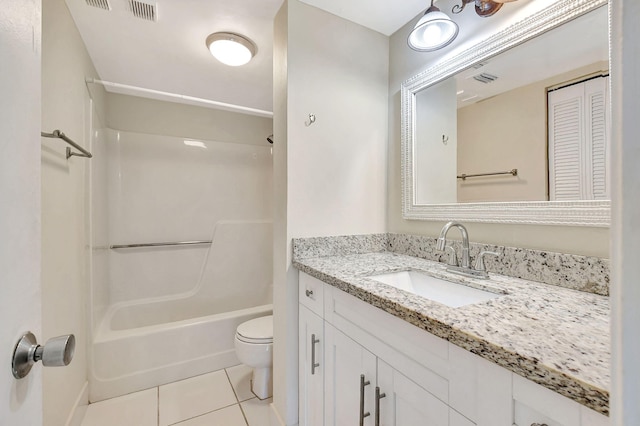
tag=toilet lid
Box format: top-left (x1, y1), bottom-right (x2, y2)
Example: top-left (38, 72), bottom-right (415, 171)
top-left (237, 315), bottom-right (273, 343)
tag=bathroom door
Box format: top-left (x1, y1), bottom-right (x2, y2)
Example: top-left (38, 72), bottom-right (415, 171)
top-left (0, 1), bottom-right (44, 425)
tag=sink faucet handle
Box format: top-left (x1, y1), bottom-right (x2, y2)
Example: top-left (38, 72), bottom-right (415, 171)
top-left (445, 246), bottom-right (458, 266)
top-left (474, 251), bottom-right (500, 272)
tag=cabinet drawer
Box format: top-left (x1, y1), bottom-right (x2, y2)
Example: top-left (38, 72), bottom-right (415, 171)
top-left (513, 374), bottom-right (580, 426)
top-left (299, 272), bottom-right (325, 316)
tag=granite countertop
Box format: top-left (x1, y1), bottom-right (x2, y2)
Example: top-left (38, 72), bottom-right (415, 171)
top-left (293, 251), bottom-right (610, 415)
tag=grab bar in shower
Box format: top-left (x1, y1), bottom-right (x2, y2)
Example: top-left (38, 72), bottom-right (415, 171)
top-left (41, 130), bottom-right (93, 159)
top-left (110, 240), bottom-right (212, 249)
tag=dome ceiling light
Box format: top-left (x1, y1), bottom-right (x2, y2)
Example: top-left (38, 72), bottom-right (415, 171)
top-left (206, 32), bottom-right (257, 67)
top-left (408, 0), bottom-right (459, 52)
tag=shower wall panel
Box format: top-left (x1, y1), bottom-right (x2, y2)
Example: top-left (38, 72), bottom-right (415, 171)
top-left (105, 130), bottom-right (273, 305)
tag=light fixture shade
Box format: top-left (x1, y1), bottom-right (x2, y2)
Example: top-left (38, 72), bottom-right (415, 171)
top-left (408, 6), bottom-right (459, 52)
top-left (206, 32), bottom-right (257, 66)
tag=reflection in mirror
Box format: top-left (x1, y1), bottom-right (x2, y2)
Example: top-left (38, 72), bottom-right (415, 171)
top-left (413, 5), bottom-right (608, 205)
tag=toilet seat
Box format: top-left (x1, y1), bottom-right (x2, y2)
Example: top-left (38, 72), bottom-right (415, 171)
top-left (236, 315), bottom-right (273, 344)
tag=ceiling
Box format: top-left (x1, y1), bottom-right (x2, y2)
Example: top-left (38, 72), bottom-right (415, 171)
top-left (453, 4), bottom-right (609, 108)
top-left (65, 0), bottom-right (439, 116)
top-left (65, 0), bottom-right (602, 117)
top-left (299, 0), bottom-right (429, 36)
top-left (65, 0), bottom-right (285, 115)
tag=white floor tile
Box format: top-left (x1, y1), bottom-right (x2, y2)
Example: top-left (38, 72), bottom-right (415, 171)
top-left (81, 388), bottom-right (157, 426)
top-left (172, 404), bottom-right (247, 426)
top-left (226, 364), bottom-right (255, 402)
top-left (240, 397), bottom-right (272, 426)
top-left (159, 370), bottom-right (237, 426)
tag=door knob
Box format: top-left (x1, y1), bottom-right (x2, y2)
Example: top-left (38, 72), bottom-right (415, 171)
top-left (12, 332), bottom-right (75, 379)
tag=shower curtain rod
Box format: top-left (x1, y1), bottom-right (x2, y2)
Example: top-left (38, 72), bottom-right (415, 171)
top-left (85, 78), bottom-right (274, 118)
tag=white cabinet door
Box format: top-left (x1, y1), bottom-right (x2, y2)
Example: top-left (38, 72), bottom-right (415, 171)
top-left (449, 344), bottom-right (512, 426)
top-left (299, 305), bottom-right (325, 426)
top-left (324, 324), bottom-right (377, 426)
top-left (377, 360), bottom-right (449, 426)
top-left (513, 374), bottom-right (580, 426)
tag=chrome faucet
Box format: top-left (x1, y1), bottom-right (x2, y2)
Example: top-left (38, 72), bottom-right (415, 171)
top-left (436, 221), bottom-right (499, 279)
top-left (436, 221), bottom-right (471, 268)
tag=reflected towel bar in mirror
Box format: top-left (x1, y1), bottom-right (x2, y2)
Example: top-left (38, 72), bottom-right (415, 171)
top-left (457, 168), bottom-right (518, 181)
top-left (41, 130), bottom-right (93, 159)
top-left (110, 241), bottom-right (212, 249)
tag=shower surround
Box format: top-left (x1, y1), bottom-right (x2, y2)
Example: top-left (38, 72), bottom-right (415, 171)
top-left (89, 128), bottom-right (273, 401)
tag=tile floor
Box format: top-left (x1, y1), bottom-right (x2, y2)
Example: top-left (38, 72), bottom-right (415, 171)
top-left (81, 365), bottom-right (271, 426)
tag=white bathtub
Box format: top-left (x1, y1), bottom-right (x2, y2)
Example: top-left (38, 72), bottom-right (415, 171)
top-left (89, 303), bottom-right (272, 402)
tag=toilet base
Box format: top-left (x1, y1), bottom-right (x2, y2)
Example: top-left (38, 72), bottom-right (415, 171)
top-left (251, 366), bottom-right (272, 399)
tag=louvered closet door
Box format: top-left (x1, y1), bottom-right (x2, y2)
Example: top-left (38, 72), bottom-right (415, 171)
top-left (548, 83), bottom-right (585, 200)
top-left (548, 76), bottom-right (609, 201)
top-left (585, 76), bottom-right (610, 200)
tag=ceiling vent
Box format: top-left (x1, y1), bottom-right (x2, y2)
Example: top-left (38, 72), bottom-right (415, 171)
top-left (473, 73), bottom-right (498, 84)
top-left (126, 0), bottom-right (157, 22)
top-left (85, 0), bottom-right (110, 10)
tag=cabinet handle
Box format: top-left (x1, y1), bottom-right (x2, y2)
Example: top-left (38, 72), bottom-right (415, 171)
top-left (311, 334), bottom-right (320, 375)
top-left (305, 289), bottom-right (314, 298)
top-left (360, 374), bottom-right (371, 425)
top-left (531, 424), bottom-right (548, 426)
top-left (375, 386), bottom-right (386, 426)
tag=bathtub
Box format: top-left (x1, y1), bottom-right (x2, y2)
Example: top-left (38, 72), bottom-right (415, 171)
top-left (89, 303), bottom-right (272, 402)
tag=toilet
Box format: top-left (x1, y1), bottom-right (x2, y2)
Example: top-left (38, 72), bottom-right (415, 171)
top-left (234, 315), bottom-right (273, 399)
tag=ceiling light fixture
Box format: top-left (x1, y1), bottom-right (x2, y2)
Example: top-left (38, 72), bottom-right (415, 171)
top-left (206, 32), bottom-right (257, 67)
top-left (408, 0), bottom-right (459, 52)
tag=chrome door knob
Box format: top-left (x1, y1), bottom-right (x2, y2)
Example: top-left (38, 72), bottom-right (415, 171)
top-left (37, 334), bottom-right (75, 366)
top-left (12, 332), bottom-right (75, 379)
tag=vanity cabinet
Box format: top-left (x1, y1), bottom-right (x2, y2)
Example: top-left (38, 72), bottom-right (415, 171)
top-left (324, 324), bottom-right (452, 426)
top-left (297, 271), bottom-right (609, 426)
top-left (299, 304), bottom-right (324, 426)
top-left (299, 272), bottom-right (326, 426)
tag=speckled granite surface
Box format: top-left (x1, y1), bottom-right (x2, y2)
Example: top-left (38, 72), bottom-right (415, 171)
top-left (293, 234), bottom-right (388, 259)
top-left (388, 233), bottom-right (610, 296)
top-left (293, 233), bottom-right (610, 295)
top-left (292, 251), bottom-right (610, 415)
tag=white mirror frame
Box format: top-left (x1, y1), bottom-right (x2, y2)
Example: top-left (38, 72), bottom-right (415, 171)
top-left (401, 0), bottom-right (610, 227)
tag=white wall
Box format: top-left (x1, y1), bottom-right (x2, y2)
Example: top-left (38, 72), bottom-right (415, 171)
top-left (0, 1), bottom-right (42, 425)
top-left (41, 0), bottom-right (107, 424)
top-left (388, 0), bottom-right (609, 258)
top-left (415, 78), bottom-right (457, 204)
top-left (273, 1), bottom-right (389, 423)
top-left (272, 4), bottom-right (290, 425)
top-left (610, 1), bottom-right (640, 424)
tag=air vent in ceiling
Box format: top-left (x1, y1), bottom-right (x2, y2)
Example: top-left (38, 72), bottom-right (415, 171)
top-left (126, 0), bottom-right (157, 22)
top-left (86, 0), bottom-right (110, 10)
top-left (473, 73), bottom-right (498, 84)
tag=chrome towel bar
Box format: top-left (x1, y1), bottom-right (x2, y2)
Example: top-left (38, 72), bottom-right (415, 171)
top-left (41, 130), bottom-right (93, 159)
top-left (457, 168), bottom-right (517, 181)
top-left (110, 240), bottom-right (212, 249)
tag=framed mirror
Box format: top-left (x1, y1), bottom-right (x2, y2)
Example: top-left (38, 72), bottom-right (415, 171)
top-left (401, 0), bottom-right (610, 226)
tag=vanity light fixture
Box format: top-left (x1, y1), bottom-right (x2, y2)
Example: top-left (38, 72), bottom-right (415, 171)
top-left (452, 0), bottom-right (518, 18)
top-left (408, 0), bottom-right (459, 52)
top-left (206, 32), bottom-right (257, 67)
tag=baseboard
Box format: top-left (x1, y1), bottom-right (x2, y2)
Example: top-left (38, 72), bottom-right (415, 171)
top-left (65, 381), bottom-right (88, 426)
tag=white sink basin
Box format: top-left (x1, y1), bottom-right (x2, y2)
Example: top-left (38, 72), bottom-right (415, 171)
top-left (368, 270), bottom-right (501, 308)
